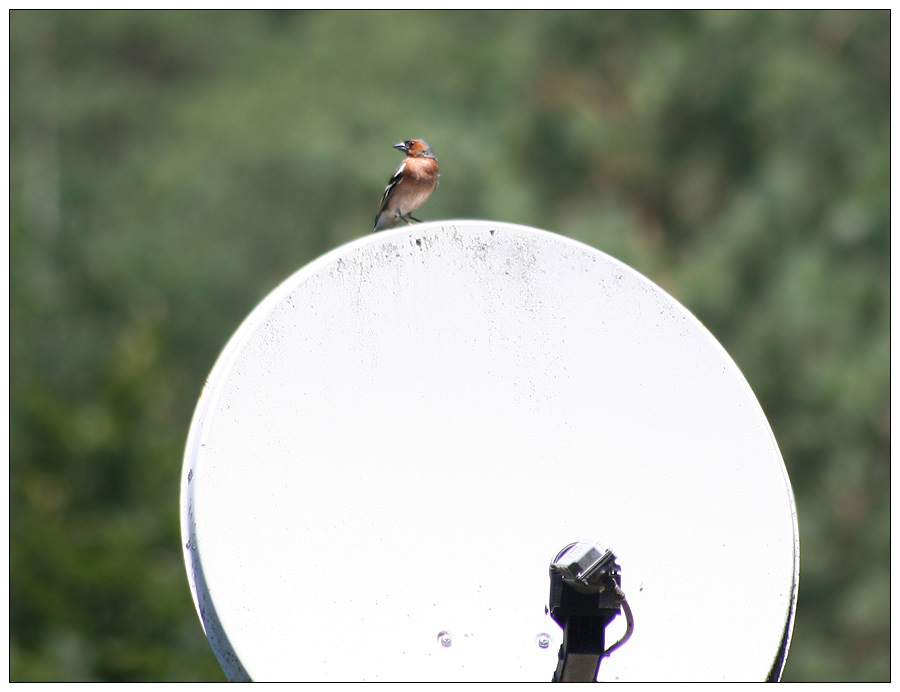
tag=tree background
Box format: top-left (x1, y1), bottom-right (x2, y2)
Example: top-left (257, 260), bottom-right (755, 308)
top-left (9, 10), bottom-right (889, 681)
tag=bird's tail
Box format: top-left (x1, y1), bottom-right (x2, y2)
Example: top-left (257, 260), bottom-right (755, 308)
top-left (373, 211), bottom-right (394, 232)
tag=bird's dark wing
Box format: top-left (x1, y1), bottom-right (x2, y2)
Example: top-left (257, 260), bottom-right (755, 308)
top-left (377, 161), bottom-right (406, 214)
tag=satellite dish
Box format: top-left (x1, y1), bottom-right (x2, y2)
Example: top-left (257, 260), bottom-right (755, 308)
top-left (180, 220), bottom-right (798, 681)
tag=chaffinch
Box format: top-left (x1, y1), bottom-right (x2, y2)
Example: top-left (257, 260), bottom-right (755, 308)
top-left (373, 139), bottom-right (439, 232)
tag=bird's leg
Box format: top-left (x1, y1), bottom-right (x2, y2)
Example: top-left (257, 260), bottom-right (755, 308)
top-left (406, 214), bottom-right (422, 223)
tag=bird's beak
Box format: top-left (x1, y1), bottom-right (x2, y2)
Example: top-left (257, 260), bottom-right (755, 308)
top-left (393, 141), bottom-right (409, 153)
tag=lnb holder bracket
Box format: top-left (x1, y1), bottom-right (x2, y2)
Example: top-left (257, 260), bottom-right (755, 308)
top-left (548, 541), bottom-right (629, 682)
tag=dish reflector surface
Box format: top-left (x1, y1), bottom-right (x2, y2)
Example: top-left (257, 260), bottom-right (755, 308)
top-left (181, 221), bottom-right (798, 681)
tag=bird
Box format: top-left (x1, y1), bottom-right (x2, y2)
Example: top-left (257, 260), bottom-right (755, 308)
top-left (373, 139), bottom-right (439, 232)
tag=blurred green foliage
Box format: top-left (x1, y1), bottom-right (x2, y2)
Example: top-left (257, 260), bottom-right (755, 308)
top-left (9, 9), bottom-right (889, 681)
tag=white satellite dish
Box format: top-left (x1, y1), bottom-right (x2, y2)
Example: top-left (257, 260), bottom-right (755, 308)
top-left (181, 220), bottom-right (798, 681)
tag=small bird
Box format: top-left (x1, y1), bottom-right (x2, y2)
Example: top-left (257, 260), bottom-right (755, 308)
top-left (373, 139), bottom-right (439, 232)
